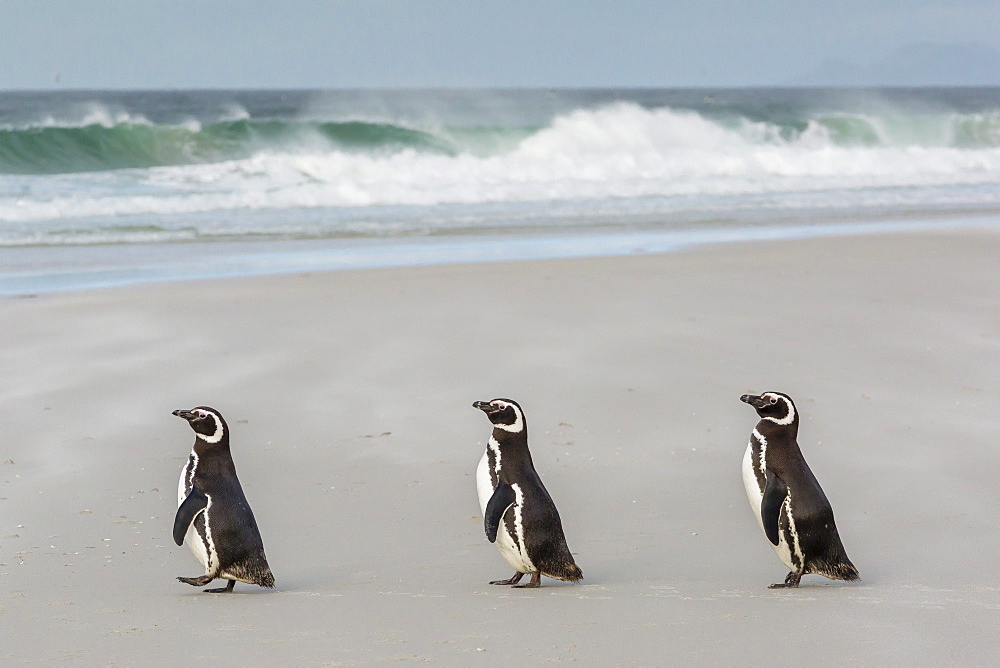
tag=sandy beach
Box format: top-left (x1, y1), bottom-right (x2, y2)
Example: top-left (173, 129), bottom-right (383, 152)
top-left (2, 227), bottom-right (999, 664)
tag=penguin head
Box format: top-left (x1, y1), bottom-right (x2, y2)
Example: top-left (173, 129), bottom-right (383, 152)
top-left (473, 398), bottom-right (525, 433)
top-left (740, 392), bottom-right (797, 426)
top-left (173, 406), bottom-right (228, 444)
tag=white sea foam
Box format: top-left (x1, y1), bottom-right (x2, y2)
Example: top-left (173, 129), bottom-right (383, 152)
top-left (218, 103), bottom-right (251, 122)
top-left (21, 102), bottom-right (153, 130)
top-left (2, 103), bottom-right (1000, 244)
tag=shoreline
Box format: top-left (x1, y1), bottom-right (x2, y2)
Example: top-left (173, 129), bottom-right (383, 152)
top-left (2, 212), bottom-right (999, 296)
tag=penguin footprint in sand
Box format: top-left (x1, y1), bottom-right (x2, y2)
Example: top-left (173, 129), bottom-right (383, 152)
top-left (740, 392), bottom-right (859, 588)
top-left (474, 398), bottom-right (583, 588)
top-left (173, 406), bottom-right (274, 593)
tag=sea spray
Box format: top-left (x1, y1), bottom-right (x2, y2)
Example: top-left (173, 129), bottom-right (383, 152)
top-left (1, 88), bottom-right (999, 247)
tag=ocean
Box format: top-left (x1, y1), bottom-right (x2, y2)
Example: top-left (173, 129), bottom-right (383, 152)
top-left (2, 87), bottom-right (999, 294)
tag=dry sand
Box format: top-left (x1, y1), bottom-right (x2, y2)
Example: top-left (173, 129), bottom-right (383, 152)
top-left (2, 228), bottom-right (999, 664)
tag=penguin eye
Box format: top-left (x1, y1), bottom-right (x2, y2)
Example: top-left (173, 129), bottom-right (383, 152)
top-left (768, 397), bottom-right (777, 405)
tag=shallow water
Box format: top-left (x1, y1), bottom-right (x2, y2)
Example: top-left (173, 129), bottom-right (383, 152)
top-left (2, 87), bottom-right (999, 292)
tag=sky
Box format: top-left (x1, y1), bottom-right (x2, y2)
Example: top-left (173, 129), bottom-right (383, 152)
top-left (2, 0), bottom-right (999, 89)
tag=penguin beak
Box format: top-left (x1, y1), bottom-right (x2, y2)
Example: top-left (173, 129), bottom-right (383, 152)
top-left (740, 394), bottom-right (767, 409)
top-left (473, 401), bottom-right (496, 413)
top-left (172, 409), bottom-right (196, 421)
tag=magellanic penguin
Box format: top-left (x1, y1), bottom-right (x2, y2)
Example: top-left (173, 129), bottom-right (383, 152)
top-left (740, 392), bottom-right (859, 588)
top-left (172, 406), bottom-right (274, 593)
top-left (473, 398), bottom-right (583, 588)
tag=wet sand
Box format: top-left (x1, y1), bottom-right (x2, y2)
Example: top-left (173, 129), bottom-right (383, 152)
top-left (2, 228), bottom-right (999, 664)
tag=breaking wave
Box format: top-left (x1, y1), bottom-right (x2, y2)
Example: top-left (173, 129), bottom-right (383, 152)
top-left (2, 95), bottom-right (1000, 245)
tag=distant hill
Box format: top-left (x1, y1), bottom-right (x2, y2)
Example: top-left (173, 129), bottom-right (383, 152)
top-left (790, 43), bottom-right (1000, 87)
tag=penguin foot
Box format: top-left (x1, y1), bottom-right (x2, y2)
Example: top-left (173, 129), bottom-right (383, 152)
top-left (203, 579), bottom-right (236, 594)
top-left (512, 572), bottom-right (542, 589)
top-left (768, 571), bottom-right (802, 589)
top-left (177, 575), bottom-right (215, 587)
top-left (489, 572), bottom-right (525, 586)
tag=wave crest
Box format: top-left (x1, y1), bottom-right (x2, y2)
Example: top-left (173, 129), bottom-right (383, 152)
top-left (2, 101), bottom-right (1000, 244)
top-left (0, 116), bottom-right (456, 174)
top-left (4, 101), bottom-right (1000, 176)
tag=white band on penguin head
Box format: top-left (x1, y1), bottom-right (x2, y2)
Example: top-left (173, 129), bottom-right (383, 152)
top-left (761, 394), bottom-right (796, 425)
top-left (198, 411), bottom-right (225, 443)
top-left (493, 403), bottom-right (524, 433)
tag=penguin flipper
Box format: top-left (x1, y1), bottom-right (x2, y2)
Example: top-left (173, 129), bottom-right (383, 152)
top-left (173, 485), bottom-right (208, 546)
top-left (484, 483), bottom-right (516, 543)
top-left (761, 472), bottom-right (788, 546)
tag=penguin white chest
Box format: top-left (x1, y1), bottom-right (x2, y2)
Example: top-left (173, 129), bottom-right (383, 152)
top-left (476, 450), bottom-right (493, 514)
top-left (494, 484), bottom-right (536, 574)
top-left (177, 452), bottom-right (195, 506)
top-left (742, 435), bottom-right (800, 572)
top-left (177, 454), bottom-right (217, 572)
top-left (476, 445), bottom-right (535, 574)
top-left (741, 442), bottom-right (764, 533)
top-left (774, 496), bottom-right (802, 572)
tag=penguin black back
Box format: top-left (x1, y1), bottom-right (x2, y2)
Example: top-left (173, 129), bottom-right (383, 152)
top-left (740, 392), bottom-right (858, 588)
